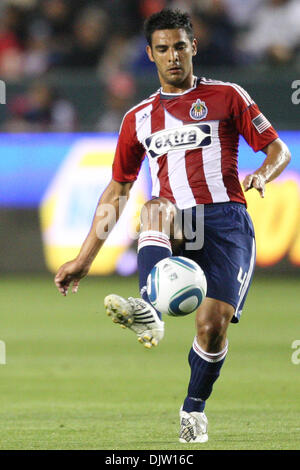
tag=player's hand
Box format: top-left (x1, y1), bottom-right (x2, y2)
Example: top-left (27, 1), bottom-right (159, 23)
top-left (242, 173), bottom-right (266, 198)
top-left (54, 259), bottom-right (90, 296)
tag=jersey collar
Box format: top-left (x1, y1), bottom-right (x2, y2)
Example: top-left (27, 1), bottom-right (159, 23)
top-left (160, 76), bottom-right (200, 100)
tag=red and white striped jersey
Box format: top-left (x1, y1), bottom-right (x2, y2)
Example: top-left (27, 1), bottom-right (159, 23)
top-left (112, 76), bottom-right (278, 208)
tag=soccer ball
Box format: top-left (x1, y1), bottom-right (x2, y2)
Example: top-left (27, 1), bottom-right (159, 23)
top-left (146, 256), bottom-right (207, 317)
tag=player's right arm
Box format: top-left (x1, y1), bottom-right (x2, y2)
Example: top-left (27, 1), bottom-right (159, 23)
top-left (55, 105), bottom-right (146, 296)
top-left (54, 179), bottom-right (133, 296)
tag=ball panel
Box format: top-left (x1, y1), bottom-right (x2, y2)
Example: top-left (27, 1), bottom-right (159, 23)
top-left (179, 295), bottom-right (199, 313)
top-left (170, 256), bottom-right (199, 272)
top-left (168, 286), bottom-right (203, 316)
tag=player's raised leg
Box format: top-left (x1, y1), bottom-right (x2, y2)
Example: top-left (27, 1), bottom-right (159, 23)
top-left (138, 197), bottom-right (178, 312)
top-left (179, 298), bottom-right (233, 443)
top-left (104, 197), bottom-right (179, 348)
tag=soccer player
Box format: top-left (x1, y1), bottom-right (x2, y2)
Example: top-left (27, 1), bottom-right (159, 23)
top-left (55, 9), bottom-right (291, 443)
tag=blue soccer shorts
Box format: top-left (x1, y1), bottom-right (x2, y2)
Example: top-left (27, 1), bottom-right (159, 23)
top-left (178, 202), bottom-right (256, 323)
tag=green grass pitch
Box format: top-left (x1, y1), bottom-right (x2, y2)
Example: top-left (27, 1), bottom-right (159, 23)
top-left (0, 274), bottom-right (299, 450)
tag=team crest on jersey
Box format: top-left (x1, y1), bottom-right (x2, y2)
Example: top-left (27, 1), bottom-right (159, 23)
top-left (189, 98), bottom-right (208, 120)
top-left (144, 123), bottom-right (212, 159)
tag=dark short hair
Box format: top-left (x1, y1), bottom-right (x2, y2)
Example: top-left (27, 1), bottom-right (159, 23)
top-left (144, 8), bottom-right (194, 47)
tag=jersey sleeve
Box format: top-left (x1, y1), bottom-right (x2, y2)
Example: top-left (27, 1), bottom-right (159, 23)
top-left (230, 85), bottom-right (278, 152)
top-left (112, 112), bottom-right (146, 182)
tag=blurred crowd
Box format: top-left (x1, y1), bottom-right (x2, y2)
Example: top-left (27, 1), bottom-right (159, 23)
top-left (1, 0), bottom-right (300, 132)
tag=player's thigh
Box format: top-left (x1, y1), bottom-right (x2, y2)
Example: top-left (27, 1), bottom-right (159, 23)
top-left (140, 197), bottom-right (183, 245)
top-left (182, 203), bottom-right (256, 324)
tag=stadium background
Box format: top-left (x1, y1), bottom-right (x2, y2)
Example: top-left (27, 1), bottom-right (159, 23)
top-left (0, 0), bottom-right (299, 450)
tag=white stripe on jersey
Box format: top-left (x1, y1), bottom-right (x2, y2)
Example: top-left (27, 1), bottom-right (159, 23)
top-left (135, 104), bottom-right (153, 142)
top-left (135, 104), bottom-right (161, 197)
top-left (149, 159), bottom-right (160, 198)
top-left (164, 110), bottom-right (197, 209)
top-left (200, 78), bottom-right (254, 107)
top-left (202, 121), bottom-right (230, 203)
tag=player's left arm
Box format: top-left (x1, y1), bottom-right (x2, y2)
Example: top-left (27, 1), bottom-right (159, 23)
top-left (242, 138), bottom-right (291, 198)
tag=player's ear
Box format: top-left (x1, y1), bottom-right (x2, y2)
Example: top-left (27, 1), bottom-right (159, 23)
top-left (192, 38), bottom-right (197, 56)
top-left (146, 45), bottom-right (155, 62)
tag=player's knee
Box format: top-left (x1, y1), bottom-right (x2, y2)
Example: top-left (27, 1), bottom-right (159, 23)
top-left (197, 321), bottom-right (226, 352)
top-left (196, 303), bottom-right (232, 352)
top-left (140, 197), bottom-right (178, 236)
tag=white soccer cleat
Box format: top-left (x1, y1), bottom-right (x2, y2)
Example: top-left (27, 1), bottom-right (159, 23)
top-left (179, 407), bottom-right (208, 443)
top-left (104, 294), bottom-right (164, 349)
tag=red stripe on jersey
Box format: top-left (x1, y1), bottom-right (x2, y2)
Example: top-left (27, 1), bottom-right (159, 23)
top-left (219, 120), bottom-right (247, 205)
top-left (184, 149), bottom-right (213, 204)
top-left (157, 155), bottom-right (176, 203)
top-left (150, 96), bottom-right (164, 133)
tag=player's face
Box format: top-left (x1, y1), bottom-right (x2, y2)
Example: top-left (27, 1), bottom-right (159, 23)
top-left (146, 28), bottom-right (197, 93)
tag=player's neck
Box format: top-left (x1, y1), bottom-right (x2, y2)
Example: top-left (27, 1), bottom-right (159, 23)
top-left (160, 75), bottom-right (196, 95)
